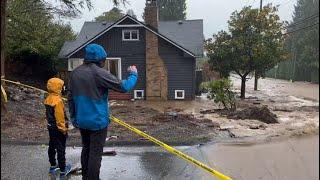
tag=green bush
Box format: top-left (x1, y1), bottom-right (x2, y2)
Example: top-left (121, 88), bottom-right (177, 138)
top-left (200, 78), bottom-right (236, 110)
top-left (8, 49), bottom-right (57, 80)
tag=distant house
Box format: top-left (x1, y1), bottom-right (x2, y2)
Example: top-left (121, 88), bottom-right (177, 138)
top-left (58, 0), bottom-right (203, 100)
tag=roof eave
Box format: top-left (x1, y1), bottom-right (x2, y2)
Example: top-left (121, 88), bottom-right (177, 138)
top-left (66, 15), bottom-right (196, 58)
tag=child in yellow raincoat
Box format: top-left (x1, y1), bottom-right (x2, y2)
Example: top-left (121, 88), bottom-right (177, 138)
top-left (44, 78), bottom-right (71, 179)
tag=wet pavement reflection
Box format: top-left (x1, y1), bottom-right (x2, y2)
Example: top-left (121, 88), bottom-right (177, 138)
top-left (2, 135), bottom-right (318, 180)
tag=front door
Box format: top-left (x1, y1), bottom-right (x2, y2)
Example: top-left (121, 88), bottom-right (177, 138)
top-left (104, 58), bottom-right (132, 100)
top-left (104, 58), bottom-right (122, 80)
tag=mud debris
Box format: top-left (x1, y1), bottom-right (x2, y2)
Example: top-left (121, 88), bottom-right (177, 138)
top-left (227, 106), bottom-right (278, 124)
top-left (102, 150), bottom-right (117, 156)
top-left (200, 109), bottom-right (215, 114)
top-left (249, 124), bottom-right (267, 130)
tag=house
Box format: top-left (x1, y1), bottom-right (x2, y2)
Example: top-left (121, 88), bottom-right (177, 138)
top-left (58, 0), bottom-right (203, 100)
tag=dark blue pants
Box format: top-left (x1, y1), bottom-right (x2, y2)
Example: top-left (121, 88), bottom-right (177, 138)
top-left (48, 129), bottom-right (67, 171)
top-left (80, 127), bottom-right (108, 180)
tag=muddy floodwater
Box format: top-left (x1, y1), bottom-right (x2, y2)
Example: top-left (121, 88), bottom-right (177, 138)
top-left (232, 76), bottom-right (319, 101)
top-left (99, 135), bottom-right (319, 180)
top-left (201, 135), bottom-right (319, 180)
top-left (114, 76), bottom-right (319, 141)
top-left (1, 135), bottom-right (318, 180)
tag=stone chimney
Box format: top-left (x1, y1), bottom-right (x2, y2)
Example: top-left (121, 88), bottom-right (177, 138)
top-left (144, 0), bottom-right (158, 29)
top-left (144, 0), bottom-right (168, 100)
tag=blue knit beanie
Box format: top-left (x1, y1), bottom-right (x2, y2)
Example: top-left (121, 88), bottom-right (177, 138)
top-left (84, 44), bottom-right (108, 62)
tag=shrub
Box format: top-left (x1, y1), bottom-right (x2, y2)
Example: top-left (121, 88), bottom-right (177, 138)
top-left (200, 78), bottom-right (236, 111)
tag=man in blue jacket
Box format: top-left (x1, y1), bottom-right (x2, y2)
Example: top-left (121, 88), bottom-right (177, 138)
top-left (68, 44), bottom-right (137, 180)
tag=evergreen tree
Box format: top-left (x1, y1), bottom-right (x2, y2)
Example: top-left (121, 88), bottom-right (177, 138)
top-left (95, 7), bottom-right (125, 22)
top-left (285, 0), bottom-right (319, 82)
top-left (158, 0), bottom-right (186, 21)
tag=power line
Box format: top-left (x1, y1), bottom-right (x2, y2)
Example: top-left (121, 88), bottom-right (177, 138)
top-left (283, 21), bottom-right (319, 35)
top-left (286, 13), bottom-right (319, 28)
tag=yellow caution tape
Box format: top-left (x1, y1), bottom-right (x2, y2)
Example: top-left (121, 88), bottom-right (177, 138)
top-left (1, 78), bottom-right (232, 180)
top-left (1, 85), bottom-right (8, 102)
top-left (111, 116), bottom-right (232, 180)
top-left (1, 79), bottom-right (47, 94)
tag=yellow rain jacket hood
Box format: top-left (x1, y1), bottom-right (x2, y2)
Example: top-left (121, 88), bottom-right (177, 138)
top-left (47, 78), bottom-right (64, 95)
top-left (44, 78), bottom-right (68, 134)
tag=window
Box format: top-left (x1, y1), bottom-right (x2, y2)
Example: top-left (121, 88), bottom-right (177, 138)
top-left (104, 58), bottom-right (122, 80)
top-left (131, 31), bottom-right (138, 39)
top-left (134, 90), bottom-right (144, 99)
top-left (175, 90), bottom-right (185, 100)
top-left (122, 30), bottom-right (139, 41)
top-left (68, 58), bottom-right (83, 71)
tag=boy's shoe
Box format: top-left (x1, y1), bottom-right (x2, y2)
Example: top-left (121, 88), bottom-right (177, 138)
top-left (49, 165), bottom-right (60, 175)
top-left (60, 164), bottom-right (72, 179)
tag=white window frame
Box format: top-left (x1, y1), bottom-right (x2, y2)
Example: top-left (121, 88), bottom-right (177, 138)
top-left (122, 29), bottom-right (139, 41)
top-left (134, 90), bottom-right (144, 100)
top-left (105, 58), bottom-right (122, 80)
top-left (68, 58), bottom-right (83, 71)
top-left (175, 90), bottom-right (185, 100)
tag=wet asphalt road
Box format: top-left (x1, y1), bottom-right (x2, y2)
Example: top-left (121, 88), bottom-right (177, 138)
top-left (1, 135), bottom-right (318, 180)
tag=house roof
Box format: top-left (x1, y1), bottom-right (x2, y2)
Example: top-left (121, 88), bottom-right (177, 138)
top-left (58, 16), bottom-right (203, 58)
top-left (58, 22), bottom-right (114, 59)
top-left (158, 20), bottom-right (203, 57)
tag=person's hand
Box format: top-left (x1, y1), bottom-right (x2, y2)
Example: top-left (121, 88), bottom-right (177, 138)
top-left (127, 65), bottom-right (137, 74)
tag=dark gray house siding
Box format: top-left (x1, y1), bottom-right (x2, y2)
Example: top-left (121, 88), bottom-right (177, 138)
top-left (159, 38), bottom-right (196, 100)
top-left (118, 18), bottom-right (139, 25)
top-left (69, 25), bottom-right (196, 100)
top-left (70, 27), bottom-right (147, 93)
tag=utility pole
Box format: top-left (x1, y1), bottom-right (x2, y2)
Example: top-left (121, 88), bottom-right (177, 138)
top-left (293, 47), bottom-right (296, 82)
top-left (275, 64), bottom-right (278, 79)
top-left (254, 0), bottom-right (263, 91)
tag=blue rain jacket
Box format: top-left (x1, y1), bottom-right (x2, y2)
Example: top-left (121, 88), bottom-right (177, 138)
top-left (68, 63), bottom-right (137, 131)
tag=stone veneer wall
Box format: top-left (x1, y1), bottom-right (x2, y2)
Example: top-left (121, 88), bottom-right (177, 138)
top-left (145, 31), bottom-right (168, 100)
top-left (145, 0), bottom-right (168, 100)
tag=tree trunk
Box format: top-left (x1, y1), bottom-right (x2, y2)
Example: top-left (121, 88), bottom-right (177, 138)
top-left (254, 72), bottom-right (258, 91)
top-left (240, 77), bottom-right (246, 99)
top-left (1, 0), bottom-right (6, 78)
top-left (1, 0), bottom-right (7, 112)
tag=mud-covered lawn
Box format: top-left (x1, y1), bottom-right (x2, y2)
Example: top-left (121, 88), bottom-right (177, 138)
top-left (1, 84), bottom-right (223, 145)
top-left (108, 105), bottom-right (220, 144)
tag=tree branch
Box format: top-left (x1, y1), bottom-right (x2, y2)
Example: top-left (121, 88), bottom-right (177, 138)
top-left (234, 70), bottom-right (243, 78)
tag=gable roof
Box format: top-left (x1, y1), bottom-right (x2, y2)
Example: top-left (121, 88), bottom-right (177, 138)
top-left (58, 22), bottom-right (114, 59)
top-left (58, 15), bottom-right (203, 58)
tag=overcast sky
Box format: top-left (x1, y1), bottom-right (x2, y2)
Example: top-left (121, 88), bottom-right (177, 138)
top-left (62, 0), bottom-right (297, 38)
